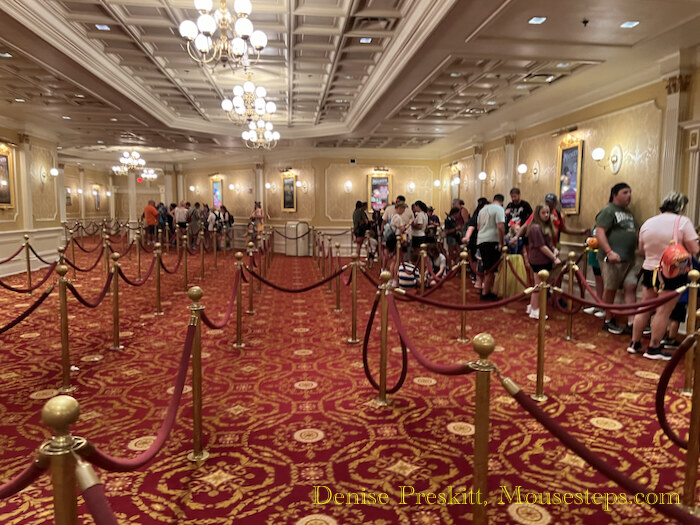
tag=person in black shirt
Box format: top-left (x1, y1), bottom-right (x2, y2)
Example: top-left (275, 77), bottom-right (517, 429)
top-left (504, 188), bottom-right (532, 235)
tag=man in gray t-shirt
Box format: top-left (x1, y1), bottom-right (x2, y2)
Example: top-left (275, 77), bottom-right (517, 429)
top-left (477, 194), bottom-right (506, 301)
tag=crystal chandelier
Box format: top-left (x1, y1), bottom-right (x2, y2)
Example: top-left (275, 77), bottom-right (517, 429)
top-left (142, 168), bottom-right (157, 181)
top-left (112, 151), bottom-right (146, 176)
top-left (241, 120), bottom-right (280, 150)
top-left (221, 77), bottom-right (277, 125)
top-left (179, 0), bottom-right (268, 69)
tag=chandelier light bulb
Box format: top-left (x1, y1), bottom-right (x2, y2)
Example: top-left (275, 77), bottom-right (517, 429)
top-left (179, 20), bottom-right (198, 40)
top-left (194, 0), bottom-right (213, 11)
top-left (197, 14), bottom-right (217, 35)
top-left (194, 34), bottom-right (212, 53)
top-left (138, 158), bottom-right (146, 166)
top-left (517, 163), bottom-right (528, 174)
top-left (242, 130), bottom-right (250, 140)
top-left (234, 0), bottom-right (252, 15)
top-left (233, 85), bottom-right (244, 97)
top-left (248, 121), bottom-right (256, 130)
top-left (257, 119), bottom-right (265, 128)
top-left (272, 131), bottom-right (280, 141)
top-left (264, 130), bottom-right (272, 140)
top-left (132, 151), bottom-right (140, 159)
top-left (221, 98), bottom-right (233, 112)
top-left (122, 151), bottom-right (129, 157)
top-left (231, 37), bottom-right (246, 57)
top-left (234, 17), bottom-right (253, 38)
top-left (243, 81), bottom-right (255, 93)
top-left (249, 131), bottom-right (258, 142)
top-left (265, 101), bottom-right (276, 114)
top-left (265, 122), bottom-right (273, 131)
top-left (232, 95), bottom-right (244, 108)
top-left (255, 86), bottom-right (266, 98)
top-left (250, 30), bottom-right (267, 50)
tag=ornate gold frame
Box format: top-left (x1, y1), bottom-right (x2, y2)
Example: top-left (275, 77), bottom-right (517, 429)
top-left (210, 175), bottom-right (223, 208)
top-left (281, 172), bottom-right (296, 212)
top-left (0, 144), bottom-right (16, 209)
top-left (556, 138), bottom-right (583, 215)
top-left (367, 172), bottom-right (392, 213)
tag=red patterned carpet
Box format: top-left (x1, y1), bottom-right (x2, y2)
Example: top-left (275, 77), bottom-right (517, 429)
top-left (0, 240), bottom-right (696, 524)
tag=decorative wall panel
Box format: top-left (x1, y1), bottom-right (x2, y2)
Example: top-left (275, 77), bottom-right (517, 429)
top-left (29, 145), bottom-right (57, 222)
top-left (267, 161), bottom-right (315, 222)
top-left (484, 147), bottom-right (506, 199)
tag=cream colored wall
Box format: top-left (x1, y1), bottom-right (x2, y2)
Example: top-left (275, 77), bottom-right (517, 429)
top-left (0, 142), bottom-right (21, 232)
top-left (63, 166), bottom-right (112, 220)
top-left (29, 143), bottom-right (60, 228)
top-left (181, 164), bottom-right (256, 222)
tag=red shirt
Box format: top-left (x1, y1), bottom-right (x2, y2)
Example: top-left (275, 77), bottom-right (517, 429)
top-left (144, 204), bottom-right (159, 226)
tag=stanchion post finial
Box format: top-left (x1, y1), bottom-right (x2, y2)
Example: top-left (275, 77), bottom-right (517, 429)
top-left (532, 269), bottom-right (549, 402)
top-left (109, 253), bottom-right (123, 351)
top-left (187, 285), bottom-right (209, 463)
top-left (234, 252), bottom-right (245, 348)
top-left (154, 242), bottom-right (163, 315)
top-left (682, 270), bottom-right (700, 394)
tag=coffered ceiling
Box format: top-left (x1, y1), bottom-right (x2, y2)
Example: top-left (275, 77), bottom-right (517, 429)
top-left (1, 0), bottom-right (700, 166)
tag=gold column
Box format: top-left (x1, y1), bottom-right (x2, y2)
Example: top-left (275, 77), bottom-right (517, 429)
top-left (348, 253), bottom-right (360, 344)
top-left (187, 286), bottom-right (210, 463)
top-left (334, 242), bottom-right (342, 312)
top-left (109, 253), bottom-right (123, 351)
top-left (199, 230), bottom-right (205, 280)
top-left (135, 232), bottom-right (142, 281)
top-left (458, 250), bottom-right (469, 343)
top-left (154, 243), bottom-right (163, 316)
top-left (68, 230), bottom-right (77, 281)
top-left (234, 252), bottom-right (245, 348)
top-left (471, 333), bottom-right (495, 525)
top-left (565, 251), bottom-right (576, 341)
top-left (532, 269), bottom-right (550, 402)
top-left (247, 242), bottom-right (255, 314)
top-left (56, 264), bottom-right (75, 394)
top-left (327, 236), bottom-right (333, 293)
top-left (24, 234), bottom-right (32, 294)
top-left (377, 270), bottom-right (391, 406)
top-left (39, 396), bottom-right (82, 525)
top-left (501, 245), bottom-right (509, 298)
top-left (182, 235), bottom-right (189, 293)
top-left (682, 270), bottom-right (700, 395)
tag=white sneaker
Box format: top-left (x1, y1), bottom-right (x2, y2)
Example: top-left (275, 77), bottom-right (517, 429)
top-left (594, 309), bottom-right (606, 319)
top-left (583, 306), bottom-right (596, 315)
top-left (529, 309), bottom-right (548, 320)
top-left (526, 305), bottom-right (532, 315)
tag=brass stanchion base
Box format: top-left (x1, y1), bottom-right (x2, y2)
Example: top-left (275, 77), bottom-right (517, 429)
top-left (457, 337), bottom-right (471, 343)
top-left (530, 393), bottom-right (548, 402)
top-left (680, 504), bottom-right (700, 517)
top-left (565, 335), bottom-right (573, 341)
top-left (233, 342), bottom-right (246, 349)
top-left (154, 311), bottom-right (165, 317)
top-left (58, 385), bottom-right (76, 394)
top-left (347, 338), bottom-right (360, 345)
top-left (375, 396), bottom-right (391, 407)
top-left (109, 344), bottom-right (124, 351)
top-left (334, 308), bottom-right (342, 313)
top-left (680, 388), bottom-right (693, 397)
top-left (246, 310), bottom-right (255, 315)
top-left (187, 450), bottom-right (210, 463)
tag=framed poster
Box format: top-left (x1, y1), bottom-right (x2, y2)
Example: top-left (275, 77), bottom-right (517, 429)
top-left (282, 172), bottom-right (296, 212)
top-left (65, 188), bottom-right (72, 207)
top-left (93, 185), bottom-right (100, 210)
top-left (210, 177), bottom-right (222, 208)
top-left (556, 139), bottom-right (583, 215)
top-left (0, 153), bottom-right (15, 209)
top-left (368, 174), bottom-right (391, 212)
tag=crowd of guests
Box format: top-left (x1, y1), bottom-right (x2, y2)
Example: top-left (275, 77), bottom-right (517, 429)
top-left (353, 184), bottom-right (700, 361)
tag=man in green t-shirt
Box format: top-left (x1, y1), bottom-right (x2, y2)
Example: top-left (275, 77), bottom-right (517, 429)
top-left (595, 183), bottom-right (639, 335)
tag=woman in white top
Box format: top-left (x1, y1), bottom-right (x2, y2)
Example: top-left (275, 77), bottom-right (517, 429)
top-left (410, 200), bottom-right (428, 259)
top-left (627, 192), bottom-right (699, 359)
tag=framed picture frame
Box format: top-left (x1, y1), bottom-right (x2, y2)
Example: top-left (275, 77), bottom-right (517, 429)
top-left (65, 188), bottom-right (72, 207)
top-left (556, 139), bottom-right (583, 215)
top-left (0, 152), bottom-right (15, 209)
top-left (93, 185), bottom-right (100, 211)
top-left (282, 172), bottom-right (296, 212)
top-left (368, 174), bottom-right (391, 212)
top-left (210, 177), bottom-right (223, 208)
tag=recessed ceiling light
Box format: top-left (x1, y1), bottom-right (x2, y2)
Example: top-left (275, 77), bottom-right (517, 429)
top-left (410, 106), bottom-right (417, 110)
top-left (528, 16), bottom-right (547, 25)
top-left (556, 62), bottom-right (570, 68)
top-left (620, 21), bottom-right (639, 28)
top-left (14, 98), bottom-right (25, 103)
top-left (97, 140), bottom-right (104, 144)
top-left (516, 84), bottom-right (528, 90)
top-left (75, 94), bottom-right (85, 98)
top-left (450, 72), bottom-right (461, 78)
top-left (62, 115), bottom-right (71, 119)
top-left (95, 24), bottom-right (111, 31)
top-left (545, 75), bottom-right (555, 82)
top-left (110, 118), bottom-right (118, 122)
top-left (57, 146), bottom-right (62, 150)
top-left (435, 128), bottom-right (441, 132)
top-left (359, 37), bottom-right (372, 44)
top-left (486, 101), bottom-right (497, 105)
top-left (0, 52), bottom-right (12, 58)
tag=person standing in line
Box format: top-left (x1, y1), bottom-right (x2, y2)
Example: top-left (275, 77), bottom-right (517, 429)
top-left (352, 201), bottom-right (369, 255)
top-left (626, 192), bottom-right (699, 359)
top-left (452, 198), bottom-right (470, 235)
top-left (143, 199), bottom-right (159, 245)
top-left (409, 200), bottom-right (428, 259)
top-left (476, 194), bottom-right (506, 301)
top-left (187, 202), bottom-right (201, 249)
top-left (595, 183), bottom-right (639, 335)
top-left (524, 203), bottom-right (561, 319)
top-left (251, 201), bottom-right (264, 242)
top-left (504, 188), bottom-right (533, 239)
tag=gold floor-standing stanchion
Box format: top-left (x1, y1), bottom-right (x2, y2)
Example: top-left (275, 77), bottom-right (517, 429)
top-left (327, 236), bottom-right (333, 293)
top-left (187, 286), bottom-right (210, 463)
top-left (199, 230), bottom-right (205, 280)
top-left (565, 251), bottom-right (576, 341)
top-left (366, 230), bottom-right (374, 269)
top-left (222, 225), bottom-right (228, 258)
top-left (23, 234), bottom-right (32, 294)
top-left (182, 235), bottom-right (189, 293)
top-left (213, 227), bottom-right (218, 269)
top-left (103, 234), bottom-right (110, 282)
top-left (176, 228), bottom-right (181, 254)
top-left (234, 252), bottom-right (245, 348)
top-left (109, 253), bottom-right (124, 351)
top-left (682, 271), bottom-right (700, 395)
top-left (334, 242), bottom-right (342, 312)
top-left (320, 237), bottom-right (326, 277)
top-left (135, 232), bottom-right (142, 281)
top-left (458, 250), bottom-right (469, 343)
top-left (377, 270), bottom-right (391, 406)
top-left (56, 263), bottom-right (76, 394)
top-left (158, 228), bottom-right (162, 252)
top-left (532, 269), bottom-right (550, 402)
top-left (40, 396), bottom-right (81, 525)
top-left (348, 253), bottom-right (360, 344)
top-left (69, 229), bottom-right (77, 281)
top-left (471, 333), bottom-right (496, 525)
top-left (257, 236), bottom-right (263, 295)
top-left (154, 243), bottom-right (163, 316)
top-left (165, 226), bottom-right (170, 254)
top-left (419, 243), bottom-right (427, 299)
top-left (581, 245), bottom-right (589, 284)
top-left (501, 245), bottom-right (509, 297)
top-left (247, 242), bottom-right (255, 314)
top-left (312, 227), bottom-right (317, 262)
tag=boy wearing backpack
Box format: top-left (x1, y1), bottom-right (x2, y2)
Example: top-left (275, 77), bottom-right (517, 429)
top-left (626, 192), bottom-right (699, 360)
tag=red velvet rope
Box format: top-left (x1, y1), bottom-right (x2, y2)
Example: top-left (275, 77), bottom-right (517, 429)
top-left (160, 250), bottom-right (183, 274)
top-left (186, 246), bottom-right (199, 256)
top-left (82, 324), bottom-right (196, 472)
top-left (549, 268), bottom-right (586, 315)
top-left (245, 265), bottom-right (346, 293)
top-left (73, 238), bottom-right (103, 253)
top-left (361, 293), bottom-right (408, 394)
top-left (510, 387), bottom-right (700, 524)
top-left (402, 288), bottom-right (529, 311)
top-left (108, 240), bottom-right (135, 258)
top-left (139, 241), bottom-right (155, 254)
top-left (66, 273), bottom-right (113, 308)
top-left (388, 296), bottom-right (475, 376)
top-left (360, 268), bottom-right (380, 287)
top-left (0, 461), bottom-right (47, 499)
top-left (117, 257), bottom-right (156, 287)
top-left (655, 334), bottom-right (696, 449)
top-left (29, 245), bottom-right (55, 265)
top-left (0, 284), bottom-right (55, 335)
top-left (421, 266), bottom-right (460, 297)
top-left (200, 272), bottom-right (240, 329)
top-left (0, 261), bottom-right (57, 293)
top-left (0, 244), bottom-right (24, 265)
top-left (64, 250), bottom-right (104, 273)
top-left (81, 483), bottom-right (119, 525)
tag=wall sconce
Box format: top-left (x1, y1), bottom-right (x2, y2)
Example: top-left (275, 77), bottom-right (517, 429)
top-left (265, 182), bottom-right (271, 189)
top-left (407, 181), bottom-right (416, 193)
top-left (92, 189), bottom-right (98, 196)
top-left (517, 163), bottom-right (528, 175)
top-left (188, 185), bottom-right (195, 191)
top-left (433, 179), bottom-right (440, 188)
top-left (591, 145), bottom-right (623, 174)
top-left (77, 188), bottom-right (83, 194)
top-left (343, 180), bottom-right (353, 193)
top-left (106, 191), bottom-right (112, 197)
top-left (267, 182), bottom-right (279, 193)
top-left (478, 171), bottom-right (487, 181)
top-left (532, 161), bottom-right (540, 182)
top-left (489, 170), bottom-right (496, 188)
top-left (66, 188), bottom-right (71, 194)
top-left (295, 180), bottom-right (309, 193)
top-left (50, 168), bottom-right (59, 177)
top-left (228, 183), bottom-right (234, 190)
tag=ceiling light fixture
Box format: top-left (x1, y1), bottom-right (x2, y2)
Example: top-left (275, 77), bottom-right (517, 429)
top-left (179, 0), bottom-right (268, 69)
top-left (528, 16), bottom-right (547, 25)
top-left (0, 52), bottom-right (13, 58)
top-left (112, 151), bottom-right (147, 176)
top-left (620, 21), bottom-right (639, 28)
top-left (14, 98), bottom-right (25, 103)
top-left (556, 62), bottom-right (570, 68)
top-left (142, 168), bottom-right (157, 180)
top-left (221, 75), bottom-right (280, 149)
top-left (95, 24), bottom-right (111, 31)
top-left (62, 115), bottom-right (71, 119)
top-left (359, 37), bottom-right (372, 44)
